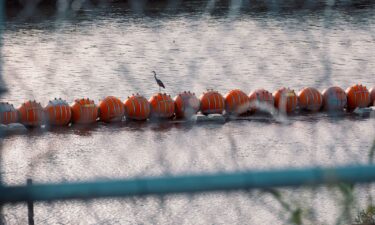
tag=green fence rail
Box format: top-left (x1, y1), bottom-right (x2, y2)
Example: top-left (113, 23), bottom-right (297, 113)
top-left (1, 164), bottom-right (375, 204)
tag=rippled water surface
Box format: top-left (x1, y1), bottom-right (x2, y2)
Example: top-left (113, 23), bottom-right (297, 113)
top-left (1, 3), bottom-right (375, 224)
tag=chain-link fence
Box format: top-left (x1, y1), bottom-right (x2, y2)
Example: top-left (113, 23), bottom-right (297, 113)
top-left (0, 0), bottom-right (375, 224)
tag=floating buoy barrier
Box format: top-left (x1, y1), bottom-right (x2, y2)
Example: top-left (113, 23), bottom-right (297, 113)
top-left (124, 94), bottom-right (150, 120)
top-left (1, 83), bottom-right (374, 132)
top-left (224, 89), bottom-right (250, 115)
top-left (370, 87), bottom-right (375, 106)
top-left (346, 84), bottom-right (370, 110)
top-left (0, 102), bottom-right (18, 124)
top-left (273, 88), bottom-right (298, 114)
top-left (322, 86), bottom-right (347, 111)
top-left (70, 98), bottom-right (98, 124)
top-left (298, 87), bottom-right (323, 112)
top-left (149, 93), bottom-right (175, 119)
top-left (248, 89), bottom-right (274, 112)
top-left (174, 91), bottom-right (200, 118)
top-left (98, 96), bottom-right (124, 123)
top-left (44, 98), bottom-right (71, 126)
top-left (200, 90), bottom-right (225, 115)
top-left (18, 100), bottom-right (44, 127)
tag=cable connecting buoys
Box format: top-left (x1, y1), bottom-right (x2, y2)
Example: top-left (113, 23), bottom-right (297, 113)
top-left (98, 96), bottom-right (124, 123)
top-left (0, 103), bottom-right (18, 124)
top-left (248, 89), bottom-right (274, 112)
top-left (70, 98), bottom-right (98, 124)
top-left (149, 93), bottom-right (175, 119)
top-left (322, 86), bottom-right (347, 111)
top-left (298, 87), bottom-right (323, 112)
top-left (124, 94), bottom-right (150, 120)
top-left (273, 88), bottom-right (298, 114)
top-left (345, 84), bottom-right (370, 110)
top-left (200, 90), bottom-right (225, 115)
top-left (174, 91), bottom-right (200, 118)
top-left (369, 87), bottom-right (375, 106)
top-left (44, 98), bottom-right (71, 126)
top-left (18, 100), bottom-right (44, 127)
top-left (224, 89), bottom-right (250, 115)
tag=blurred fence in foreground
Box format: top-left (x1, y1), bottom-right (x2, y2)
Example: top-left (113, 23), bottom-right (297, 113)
top-left (1, 164), bottom-right (375, 203)
top-left (1, 164), bottom-right (375, 224)
top-left (0, 1), bottom-right (375, 225)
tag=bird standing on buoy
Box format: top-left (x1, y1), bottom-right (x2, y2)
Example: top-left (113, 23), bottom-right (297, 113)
top-left (153, 71), bottom-right (165, 92)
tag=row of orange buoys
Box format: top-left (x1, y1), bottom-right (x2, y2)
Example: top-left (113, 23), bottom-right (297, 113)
top-left (0, 84), bottom-right (374, 127)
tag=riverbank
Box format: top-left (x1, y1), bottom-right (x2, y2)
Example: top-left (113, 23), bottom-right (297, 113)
top-left (5, 0), bottom-right (375, 11)
top-left (4, 0), bottom-right (375, 22)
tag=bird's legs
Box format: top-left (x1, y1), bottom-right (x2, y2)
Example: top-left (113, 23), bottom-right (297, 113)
top-left (159, 87), bottom-right (161, 93)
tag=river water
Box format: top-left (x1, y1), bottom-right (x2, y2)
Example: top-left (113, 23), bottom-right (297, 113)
top-left (1, 2), bottom-right (375, 224)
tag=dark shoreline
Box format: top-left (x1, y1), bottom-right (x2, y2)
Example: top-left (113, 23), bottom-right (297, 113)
top-left (3, 0), bottom-right (375, 21)
top-left (5, 0), bottom-right (375, 10)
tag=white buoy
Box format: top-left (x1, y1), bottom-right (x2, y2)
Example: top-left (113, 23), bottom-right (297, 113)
top-left (353, 107), bottom-right (375, 116)
top-left (0, 123), bottom-right (27, 135)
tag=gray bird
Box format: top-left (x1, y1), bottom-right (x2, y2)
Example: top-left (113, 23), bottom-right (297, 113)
top-left (153, 71), bottom-right (165, 92)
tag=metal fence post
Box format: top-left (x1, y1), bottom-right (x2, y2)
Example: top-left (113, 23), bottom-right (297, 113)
top-left (27, 179), bottom-right (34, 225)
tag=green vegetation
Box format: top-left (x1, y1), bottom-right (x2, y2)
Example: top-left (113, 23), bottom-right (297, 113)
top-left (354, 205), bottom-right (375, 224)
top-left (266, 138), bottom-right (375, 225)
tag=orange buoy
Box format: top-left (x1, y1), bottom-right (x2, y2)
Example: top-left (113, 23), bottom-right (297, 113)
top-left (345, 84), bottom-right (370, 110)
top-left (298, 87), bottom-right (323, 112)
top-left (44, 98), bottom-right (72, 126)
top-left (174, 91), bottom-right (200, 118)
top-left (224, 89), bottom-right (250, 115)
top-left (322, 86), bottom-right (347, 111)
top-left (273, 87), bottom-right (298, 114)
top-left (149, 93), bottom-right (175, 119)
top-left (70, 98), bottom-right (98, 124)
top-left (0, 103), bottom-right (18, 124)
top-left (199, 90), bottom-right (225, 115)
top-left (124, 94), bottom-right (150, 120)
top-left (369, 87), bottom-right (375, 106)
top-left (18, 100), bottom-right (44, 127)
top-left (98, 96), bottom-right (124, 123)
top-left (248, 89), bottom-right (274, 112)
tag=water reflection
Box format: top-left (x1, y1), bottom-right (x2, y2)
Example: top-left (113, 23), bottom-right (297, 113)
top-left (70, 123), bottom-right (98, 136)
